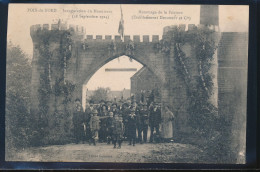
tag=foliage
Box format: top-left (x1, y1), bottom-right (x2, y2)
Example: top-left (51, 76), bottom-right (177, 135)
top-left (35, 30), bottom-right (75, 145)
top-left (5, 42), bottom-right (32, 150)
top-left (159, 27), bottom-right (228, 161)
top-left (90, 87), bottom-right (111, 103)
top-left (167, 27), bottom-right (219, 131)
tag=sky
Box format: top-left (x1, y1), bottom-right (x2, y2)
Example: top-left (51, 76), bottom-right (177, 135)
top-left (85, 56), bottom-right (143, 90)
top-left (7, 4), bottom-right (249, 91)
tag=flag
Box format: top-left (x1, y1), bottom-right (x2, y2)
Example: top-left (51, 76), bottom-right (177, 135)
top-left (118, 5), bottom-right (124, 39)
top-left (57, 19), bottom-right (61, 30)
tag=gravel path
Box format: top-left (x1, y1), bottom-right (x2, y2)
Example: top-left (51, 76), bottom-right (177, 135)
top-left (6, 142), bottom-right (205, 163)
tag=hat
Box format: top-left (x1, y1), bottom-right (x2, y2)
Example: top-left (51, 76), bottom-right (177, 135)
top-left (75, 98), bottom-right (80, 102)
top-left (123, 103), bottom-right (129, 107)
top-left (92, 109), bottom-right (98, 114)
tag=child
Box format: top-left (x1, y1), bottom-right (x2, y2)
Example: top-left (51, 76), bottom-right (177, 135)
top-left (111, 114), bottom-right (124, 149)
top-left (89, 109), bottom-right (100, 145)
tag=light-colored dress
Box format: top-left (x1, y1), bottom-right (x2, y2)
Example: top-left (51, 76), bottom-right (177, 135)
top-left (161, 110), bottom-right (174, 139)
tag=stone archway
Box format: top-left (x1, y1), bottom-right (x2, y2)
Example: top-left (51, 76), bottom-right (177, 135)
top-left (29, 16), bottom-right (220, 145)
top-left (74, 52), bottom-right (165, 105)
top-left (81, 54), bottom-right (162, 106)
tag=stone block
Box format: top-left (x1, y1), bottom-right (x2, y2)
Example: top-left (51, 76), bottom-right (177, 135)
top-left (152, 35), bottom-right (159, 42)
top-left (96, 35), bottom-right (102, 40)
top-left (133, 35), bottom-right (140, 42)
top-left (143, 35), bottom-right (149, 42)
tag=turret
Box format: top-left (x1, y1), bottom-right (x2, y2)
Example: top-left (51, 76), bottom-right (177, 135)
top-left (200, 5), bottom-right (219, 26)
top-left (200, 5), bottom-right (219, 31)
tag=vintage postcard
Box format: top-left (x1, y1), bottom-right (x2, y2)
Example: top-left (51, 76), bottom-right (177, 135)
top-left (5, 4), bottom-right (248, 164)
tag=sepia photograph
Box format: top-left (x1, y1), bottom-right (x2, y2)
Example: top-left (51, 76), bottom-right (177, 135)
top-left (5, 4), bottom-right (248, 164)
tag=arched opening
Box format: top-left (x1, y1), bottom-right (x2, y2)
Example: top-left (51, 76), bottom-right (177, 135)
top-left (81, 55), bottom-right (162, 110)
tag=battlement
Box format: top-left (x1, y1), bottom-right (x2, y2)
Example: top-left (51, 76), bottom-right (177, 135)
top-left (30, 24), bottom-right (86, 35)
top-left (30, 23), bottom-right (217, 43)
top-left (84, 24), bottom-right (203, 43)
top-left (84, 35), bottom-right (161, 43)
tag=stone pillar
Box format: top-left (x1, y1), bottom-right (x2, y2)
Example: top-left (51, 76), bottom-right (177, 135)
top-left (160, 25), bottom-right (177, 139)
top-left (200, 5), bottom-right (220, 109)
top-left (30, 24), bottom-right (85, 117)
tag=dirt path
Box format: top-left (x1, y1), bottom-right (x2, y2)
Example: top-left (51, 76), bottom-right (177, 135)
top-left (7, 142), bottom-right (205, 163)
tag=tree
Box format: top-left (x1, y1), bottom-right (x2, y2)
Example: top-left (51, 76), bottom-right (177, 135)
top-left (90, 87), bottom-right (110, 103)
top-left (5, 42), bottom-right (32, 151)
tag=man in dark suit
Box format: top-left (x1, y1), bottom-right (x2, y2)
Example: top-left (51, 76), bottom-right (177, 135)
top-left (83, 102), bottom-right (92, 143)
top-left (149, 102), bottom-right (161, 143)
top-left (127, 109), bottom-right (137, 146)
top-left (139, 103), bottom-right (149, 143)
top-left (72, 98), bottom-right (84, 144)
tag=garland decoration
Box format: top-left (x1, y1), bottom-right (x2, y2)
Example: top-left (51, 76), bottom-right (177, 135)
top-left (159, 26), bottom-right (219, 135)
top-left (37, 30), bottom-right (75, 120)
top-left (36, 32), bottom-right (52, 123)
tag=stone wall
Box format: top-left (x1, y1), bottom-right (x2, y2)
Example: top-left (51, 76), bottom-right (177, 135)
top-left (218, 32), bottom-right (248, 163)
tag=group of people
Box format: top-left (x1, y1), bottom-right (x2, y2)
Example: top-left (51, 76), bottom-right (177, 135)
top-left (72, 98), bottom-right (175, 149)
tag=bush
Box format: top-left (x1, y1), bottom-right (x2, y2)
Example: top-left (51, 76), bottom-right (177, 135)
top-left (6, 43), bottom-right (32, 149)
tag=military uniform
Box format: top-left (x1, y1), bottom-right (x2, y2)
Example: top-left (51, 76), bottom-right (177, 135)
top-left (111, 115), bottom-right (124, 148)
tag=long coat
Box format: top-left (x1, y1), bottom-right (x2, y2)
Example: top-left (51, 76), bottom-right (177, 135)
top-left (161, 110), bottom-right (174, 138)
top-left (89, 116), bottom-right (100, 131)
top-left (72, 106), bottom-right (84, 126)
top-left (140, 109), bottom-right (149, 126)
top-left (149, 107), bottom-right (161, 126)
top-left (127, 114), bottom-right (137, 137)
top-left (112, 120), bottom-right (124, 138)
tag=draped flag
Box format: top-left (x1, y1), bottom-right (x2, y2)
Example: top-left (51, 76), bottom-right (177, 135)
top-left (118, 5), bottom-right (124, 39)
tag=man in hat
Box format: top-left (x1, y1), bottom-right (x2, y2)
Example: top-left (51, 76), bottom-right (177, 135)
top-left (127, 108), bottom-right (137, 146)
top-left (84, 102), bottom-right (92, 143)
top-left (122, 102), bottom-right (130, 140)
top-left (72, 98), bottom-right (84, 144)
top-left (111, 103), bottom-right (118, 115)
top-left (111, 114), bottom-right (124, 148)
top-left (99, 104), bottom-right (108, 142)
top-left (139, 103), bottom-right (149, 143)
top-left (89, 100), bottom-right (95, 112)
top-left (106, 111), bottom-right (114, 144)
top-left (149, 102), bottom-right (161, 143)
top-left (136, 103), bottom-right (143, 143)
top-left (89, 109), bottom-right (100, 145)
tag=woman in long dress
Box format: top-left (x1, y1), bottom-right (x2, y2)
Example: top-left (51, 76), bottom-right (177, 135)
top-left (161, 106), bottom-right (175, 142)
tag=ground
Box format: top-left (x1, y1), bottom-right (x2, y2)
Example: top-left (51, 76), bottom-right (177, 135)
top-left (6, 142), bottom-right (207, 163)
